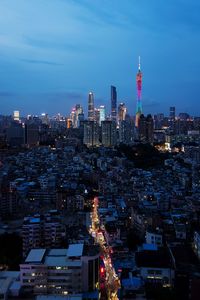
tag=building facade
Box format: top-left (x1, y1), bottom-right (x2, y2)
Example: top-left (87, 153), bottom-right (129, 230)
top-left (20, 244), bottom-right (99, 295)
top-left (101, 120), bottom-right (116, 147)
top-left (88, 92), bottom-right (94, 121)
top-left (111, 86), bottom-right (117, 122)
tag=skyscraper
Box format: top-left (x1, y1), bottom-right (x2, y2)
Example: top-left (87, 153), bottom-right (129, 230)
top-left (83, 121), bottom-right (99, 147)
top-left (135, 56), bottom-right (142, 127)
top-left (88, 92), bottom-right (94, 121)
top-left (118, 103), bottom-right (127, 123)
top-left (13, 110), bottom-right (20, 121)
top-left (111, 86), bottom-right (117, 121)
top-left (101, 120), bottom-right (116, 147)
top-left (138, 114), bottom-right (154, 143)
top-left (70, 105), bottom-right (84, 128)
top-left (169, 107), bottom-right (175, 120)
top-left (99, 105), bottom-right (106, 124)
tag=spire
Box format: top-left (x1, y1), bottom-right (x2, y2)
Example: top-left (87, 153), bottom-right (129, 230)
top-left (138, 56), bottom-right (141, 71)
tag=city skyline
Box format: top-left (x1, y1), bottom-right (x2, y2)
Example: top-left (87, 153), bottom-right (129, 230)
top-left (0, 0), bottom-right (200, 116)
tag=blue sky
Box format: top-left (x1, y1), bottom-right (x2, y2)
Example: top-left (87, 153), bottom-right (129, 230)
top-left (0, 0), bottom-right (200, 116)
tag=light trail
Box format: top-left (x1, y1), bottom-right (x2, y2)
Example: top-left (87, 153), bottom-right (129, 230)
top-left (89, 197), bottom-right (121, 300)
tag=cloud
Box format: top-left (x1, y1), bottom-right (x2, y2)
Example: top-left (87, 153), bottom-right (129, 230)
top-left (20, 59), bottom-right (63, 66)
top-left (24, 36), bottom-right (95, 53)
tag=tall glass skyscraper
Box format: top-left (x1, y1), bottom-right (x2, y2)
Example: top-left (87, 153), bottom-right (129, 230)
top-left (88, 92), bottom-right (94, 121)
top-left (99, 105), bottom-right (106, 124)
top-left (111, 86), bottom-right (117, 121)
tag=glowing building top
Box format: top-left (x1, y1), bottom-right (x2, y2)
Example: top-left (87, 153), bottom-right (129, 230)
top-left (135, 56), bottom-right (142, 128)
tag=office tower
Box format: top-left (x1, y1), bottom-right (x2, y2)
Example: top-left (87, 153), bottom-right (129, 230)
top-left (101, 120), bottom-right (117, 147)
top-left (20, 244), bottom-right (99, 295)
top-left (75, 104), bottom-right (83, 128)
top-left (22, 210), bottom-right (65, 257)
top-left (70, 105), bottom-right (84, 128)
top-left (13, 110), bottom-right (20, 121)
top-left (99, 105), bottom-right (106, 124)
top-left (135, 56), bottom-right (142, 127)
top-left (169, 107), bottom-right (175, 120)
top-left (70, 108), bottom-right (76, 127)
top-left (94, 106), bottom-right (106, 126)
top-left (88, 92), bottom-right (94, 121)
top-left (139, 114), bottom-right (154, 143)
top-left (83, 121), bottom-right (99, 147)
top-left (77, 112), bottom-right (84, 127)
top-left (111, 86), bottom-right (117, 121)
top-left (94, 108), bottom-right (100, 125)
top-left (118, 103), bottom-right (127, 123)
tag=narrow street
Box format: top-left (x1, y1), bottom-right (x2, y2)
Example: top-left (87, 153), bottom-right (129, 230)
top-left (89, 197), bottom-right (121, 300)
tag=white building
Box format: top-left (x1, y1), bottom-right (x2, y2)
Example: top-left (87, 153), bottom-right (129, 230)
top-left (20, 244), bottom-right (99, 295)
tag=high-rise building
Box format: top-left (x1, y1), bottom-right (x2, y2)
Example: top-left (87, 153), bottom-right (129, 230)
top-left (94, 106), bottom-right (106, 126)
top-left (119, 119), bottom-right (134, 144)
top-left (83, 120), bottom-right (99, 147)
top-left (111, 86), bottom-right (117, 121)
top-left (70, 104), bottom-right (84, 128)
top-left (13, 110), bottom-right (20, 121)
top-left (101, 120), bottom-right (116, 147)
top-left (139, 114), bottom-right (154, 143)
top-left (94, 108), bottom-right (100, 125)
top-left (135, 56), bottom-right (142, 127)
top-left (70, 108), bottom-right (76, 127)
top-left (146, 114), bottom-right (154, 143)
top-left (88, 92), bottom-right (94, 121)
top-left (169, 107), bottom-right (175, 120)
top-left (118, 103), bottom-right (127, 123)
top-left (75, 104), bottom-right (83, 128)
top-left (99, 105), bottom-right (106, 124)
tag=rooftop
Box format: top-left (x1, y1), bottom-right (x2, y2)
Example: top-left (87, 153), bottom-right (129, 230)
top-left (135, 247), bottom-right (172, 269)
top-left (67, 244), bottom-right (84, 257)
top-left (25, 249), bottom-right (46, 263)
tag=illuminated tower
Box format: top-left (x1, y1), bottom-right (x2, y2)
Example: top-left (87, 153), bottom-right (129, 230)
top-left (118, 103), bottom-right (127, 123)
top-left (88, 92), bottom-right (94, 121)
top-left (135, 56), bottom-right (142, 127)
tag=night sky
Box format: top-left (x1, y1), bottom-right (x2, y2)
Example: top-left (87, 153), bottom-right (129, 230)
top-left (0, 0), bottom-right (200, 116)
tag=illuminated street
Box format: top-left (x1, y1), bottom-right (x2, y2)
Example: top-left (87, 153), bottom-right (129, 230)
top-left (89, 197), bottom-right (121, 300)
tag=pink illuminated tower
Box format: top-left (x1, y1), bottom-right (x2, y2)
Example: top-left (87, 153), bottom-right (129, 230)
top-left (135, 56), bottom-right (142, 127)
